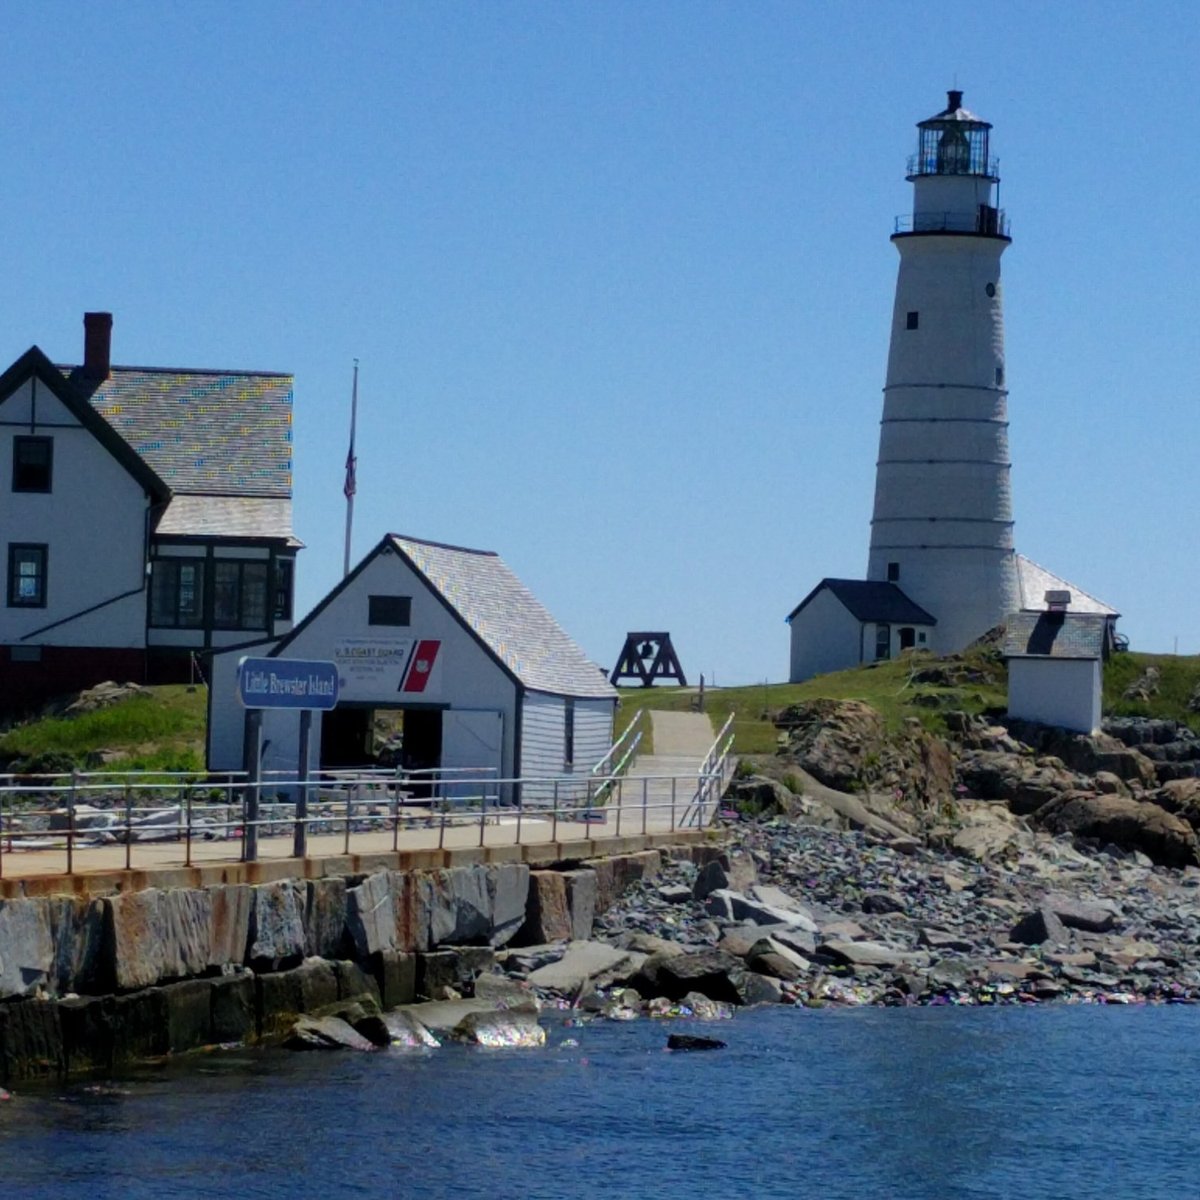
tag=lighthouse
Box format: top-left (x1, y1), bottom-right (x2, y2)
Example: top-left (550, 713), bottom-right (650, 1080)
top-left (786, 91), bottom-right (1118, 683)
top-left (865, 90), bottom-right (1018, 653)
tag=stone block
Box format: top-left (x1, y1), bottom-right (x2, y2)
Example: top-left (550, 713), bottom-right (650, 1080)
top-left (256, 958), bottom-right (339, 1041)
top-left (416, 947), bottom-right (496, 999)
top-left (372, 951), bottom-right (417, 1009)
top-left (247, 881), bottom-right (307, 967)
top-left (392, 870), bottom-right (432, 953)
top-left (429, 867), bottom-right (491, 948)
top-left (588, 858), bottom-right (618, 914)
top-left (160, 889), bottom-right (214, 981)
top-left (346, 872), bottom-right (396, 958)
top-left (48, 896), bottom-right (109, 996)
top-left (163, 978), bottom-right (214, 1054)
top-left (332, 959), bottom-right (381, 1008)
top-left (112, 988), bottom-right (170, 1063)
top-left (0, 994), bottom-right (64, 1086)
top-left (211, 972), bottom-right (257, 1044)
top-left (0, 897), bottom-right (54, 999)
top-left (208, 884), bottom-right (253, 969)
top-left (487, 863), bottom-right (530, 947)
top-left (106, 889), bottom-right (166, 991)
top-left (563, 870), bottom-right (597, 941)
top-left (305, 878), bottom-right (349, 958)
top-left (59, 994), bottom-right (114, 1076)
top-left (516, 872), bottom-right (572, 945)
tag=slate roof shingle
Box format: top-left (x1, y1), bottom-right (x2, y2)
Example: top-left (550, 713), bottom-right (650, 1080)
top-left (64, 365), bottom-right (294, 500)
top-left (1016, 554), bottom-right (1117, 617)
top-left (390, 534), bottom-right (616, 699)
top-left (155, 496), bottom-right (302, 545)
top-left (1004, 611), bottom-right (1108, 659)
top-left (787, 579), bottom-right (937, 626)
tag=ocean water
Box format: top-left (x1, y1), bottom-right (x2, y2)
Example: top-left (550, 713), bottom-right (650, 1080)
top-left (2, 1005), bottom-right (1199, 1199)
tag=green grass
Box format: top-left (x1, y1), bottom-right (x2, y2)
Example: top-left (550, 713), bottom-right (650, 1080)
top-left (616, 646), bottom-right (1008, 755)
top-left (0, 685), bottom-right (208, 774)
top-left (617, 648), bottom-right (1200, 758)
top-left (1104, 652), bottom-right (1200, 732)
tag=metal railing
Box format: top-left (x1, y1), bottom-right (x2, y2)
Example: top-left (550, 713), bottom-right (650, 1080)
top-left (590, 708), bottom-right (647, 802)
top-left (893, 209), bottom-right (1010, 237)
top-left (0, 763), bottom-right (726, 878)
top-left (678, 712), bottom-right (737, 828)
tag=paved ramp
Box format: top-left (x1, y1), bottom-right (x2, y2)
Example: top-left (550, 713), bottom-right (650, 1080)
top-left (618, 710), bottom-right (717, 829)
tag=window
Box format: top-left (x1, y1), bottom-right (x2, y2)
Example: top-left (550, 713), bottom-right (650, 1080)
top-left (995, 366), bottom-right (1005, 386)
top-left (564, 697), bottom-right (575, 768)
top-left (369, 595), bottom-right (411, 626)
top-left (906, 311), bottom-right (919, 330)
top-left (886, 561), bottom-right (900, 582)
top-left (213, 560), bottom-right (268, 630)
top-left (150, 559), bottom-right (205, 627)
top-left (918, 632), bottom-right (927, 645)
top-left (8, 544), bottom-right (47, 607)
top-left (874, 623), bottom-right (890, 662)
top-left (273, 558), bottom-right (294, 621)
top-left (899, 627), bottom-right (916, 650)
top-left (13, 437), bottom-right (52, 493)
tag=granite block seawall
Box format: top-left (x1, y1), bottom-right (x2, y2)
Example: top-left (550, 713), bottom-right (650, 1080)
top-left (0, 847), bottom-right (681, 1084)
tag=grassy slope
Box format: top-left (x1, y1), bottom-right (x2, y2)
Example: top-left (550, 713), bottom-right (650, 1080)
top-left (619, 650), bottom-right (1200, 756)
top-left (0, 650), bottom-right (1193, 774)
top-left (0, 685), bottom-right (208, 773)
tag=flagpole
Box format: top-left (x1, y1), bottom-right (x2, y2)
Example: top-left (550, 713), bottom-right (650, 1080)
top-left (342, 359), bottom-right (359, 578)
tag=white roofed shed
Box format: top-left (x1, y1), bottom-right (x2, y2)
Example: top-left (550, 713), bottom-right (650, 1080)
top-left (207, 533), bottom-right (616, 798)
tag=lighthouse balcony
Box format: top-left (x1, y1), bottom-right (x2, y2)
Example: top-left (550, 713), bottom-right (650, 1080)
top-left (894, 207), bottom-right (1010, 238)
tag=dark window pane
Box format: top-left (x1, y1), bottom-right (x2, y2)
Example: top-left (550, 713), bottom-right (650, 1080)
top-left (150, 562), bottom-right (179, 626)
top-left (369, 595), bottom-right (411, 626)
top-left (213, 561), bottom-right (241, 626)
top-left (273, 558), bottom-right (294, 621)
top-left (242, 563), bottom-right (268, 629)
top-left (13, 438), bottom-right (52, 492)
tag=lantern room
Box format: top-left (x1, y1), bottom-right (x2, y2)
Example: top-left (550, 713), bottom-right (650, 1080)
top-left (897, 90), bottom-right (1008, 239)
top-left (909, 90), bottom-right (996, 179)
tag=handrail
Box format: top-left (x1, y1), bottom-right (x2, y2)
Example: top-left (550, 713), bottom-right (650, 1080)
top-left (678, 712), bottom-right (736, 829)
top-left (591, 708), bottom-right (646, 778)
top-left (590, 708), bottom-right (647, 803)
top-left (0, 762), bottom-right (725, 877)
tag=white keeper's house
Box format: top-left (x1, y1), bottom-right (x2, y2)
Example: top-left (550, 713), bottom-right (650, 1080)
top-left (788, 91), bottom-right (1119, 681)
top-left (207, 533), bottom-right (617, 792)
top-left (0, 313), bottom-right (298, 714)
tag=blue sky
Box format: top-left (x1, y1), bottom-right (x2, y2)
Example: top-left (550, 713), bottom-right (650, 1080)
top-left (3, 3), bottom-right (1196, 683)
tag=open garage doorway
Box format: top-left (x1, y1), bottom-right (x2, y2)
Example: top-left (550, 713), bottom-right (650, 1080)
top-left (319, 704), bottom-right (443, 773)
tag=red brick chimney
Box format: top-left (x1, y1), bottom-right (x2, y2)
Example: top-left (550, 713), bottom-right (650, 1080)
top-left (82, 312), bottom-right (113, 378)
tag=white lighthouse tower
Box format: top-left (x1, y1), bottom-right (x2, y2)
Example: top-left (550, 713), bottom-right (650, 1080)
top-left (866, 90), bottom-right (1019, 652)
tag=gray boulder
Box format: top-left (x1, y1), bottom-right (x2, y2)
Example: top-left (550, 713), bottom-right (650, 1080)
top-left (1009, 908), bottom-right (1068, 946)
top-left (452, 1009), bottom-right (545, 1047)
top-left (247, 881), bottom-right (306, 965)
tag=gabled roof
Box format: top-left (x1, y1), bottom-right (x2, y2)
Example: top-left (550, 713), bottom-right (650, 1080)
top-left (389, 534), bottom-right (616, 699)
top-left (787, 578), bottom-right (937, 626)
top-left (275, 533), bottom-right (616, 700)
top-left (0, 347), bottom-right (168, 501)
top-left (64, 364), bottom-right (293, 499)
top-left (1016, 554), bottom-right (1118, 617)
top-left (1004, 611), bottom-right (1108, 660)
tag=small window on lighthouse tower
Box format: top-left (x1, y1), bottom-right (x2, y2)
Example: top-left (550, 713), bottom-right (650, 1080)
top-left (887, 562), bottom-right (900, 581)
top-left (906, 311), bottom-right (919, 330)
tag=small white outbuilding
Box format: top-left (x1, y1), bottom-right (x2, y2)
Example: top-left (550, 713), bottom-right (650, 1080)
top-left (1004, 608), bottom-right (1108, 734)
top-left (207, 533), bottom-right (616, 795)
top-left (786, 578), bottom-right (937, 683)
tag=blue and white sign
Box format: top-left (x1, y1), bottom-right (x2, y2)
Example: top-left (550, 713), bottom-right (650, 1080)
top-left (238, 657), bottom-right (340, 710)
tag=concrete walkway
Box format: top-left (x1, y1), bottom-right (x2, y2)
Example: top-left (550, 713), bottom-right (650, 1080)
top-left (618, 711), bottom-right (717, 829)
